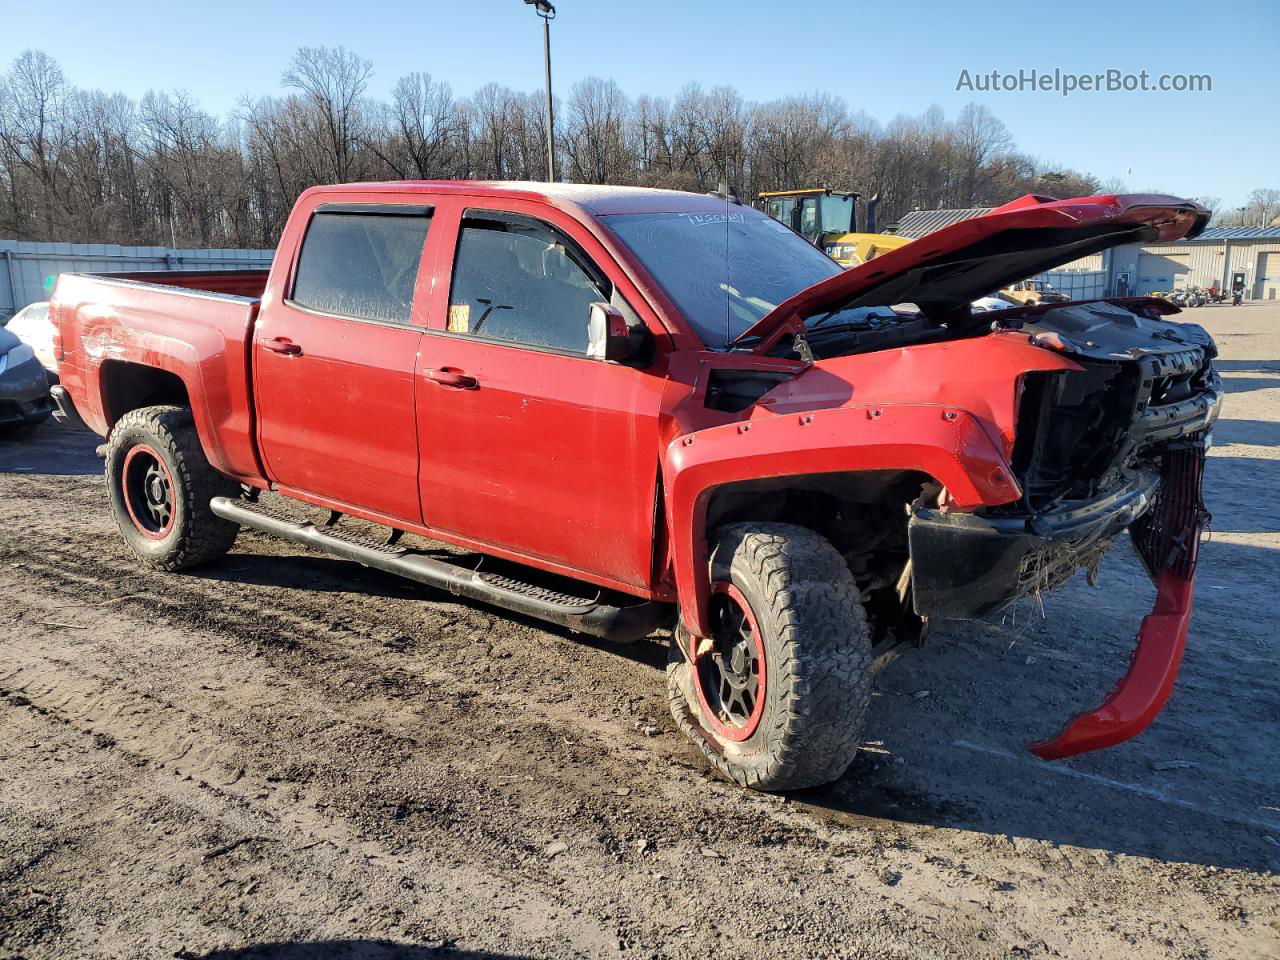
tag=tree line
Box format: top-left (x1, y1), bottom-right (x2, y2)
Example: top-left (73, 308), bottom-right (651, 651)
top-left (0, 46), bottom-right (1267, 249)
top-left (1201, 189), bottom-right (1280, 230)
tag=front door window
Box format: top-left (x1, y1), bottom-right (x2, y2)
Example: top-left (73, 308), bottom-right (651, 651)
top-left (447, 215), bottom-right (609, 354)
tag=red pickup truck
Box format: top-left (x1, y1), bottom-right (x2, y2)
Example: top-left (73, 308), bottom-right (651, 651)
top-left (50, 182), bottom-right (1220, 791)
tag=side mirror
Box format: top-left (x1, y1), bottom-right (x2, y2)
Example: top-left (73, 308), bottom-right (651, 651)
top-left (587, 302), bottom-right (636, 362)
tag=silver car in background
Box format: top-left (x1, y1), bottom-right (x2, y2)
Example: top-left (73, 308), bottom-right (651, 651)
top-left (0, 301), bottom-right (55, 433)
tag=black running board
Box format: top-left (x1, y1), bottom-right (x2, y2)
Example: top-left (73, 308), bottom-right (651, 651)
top-left (209, 497), bottom-right (671, 642)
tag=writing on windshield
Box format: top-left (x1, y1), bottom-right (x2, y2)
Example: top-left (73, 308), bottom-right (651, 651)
top-left (603, 206), bottom-right (840, 348)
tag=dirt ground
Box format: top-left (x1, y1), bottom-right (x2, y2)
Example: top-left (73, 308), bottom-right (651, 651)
top-left (1, 304), bottom-right (1278, 960)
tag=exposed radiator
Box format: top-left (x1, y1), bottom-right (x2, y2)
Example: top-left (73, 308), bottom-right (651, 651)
top-left (1130, 434), bottom-right (1209, 580)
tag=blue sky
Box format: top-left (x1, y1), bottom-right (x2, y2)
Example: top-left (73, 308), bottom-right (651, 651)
top-left (1, 0), bottom-right (1274, 208)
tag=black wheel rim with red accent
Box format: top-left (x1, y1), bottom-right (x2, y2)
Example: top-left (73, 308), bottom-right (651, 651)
top-left (121, 444), bottom-right (176, 539)
top-left (693, 582), bottom-right (767, 742)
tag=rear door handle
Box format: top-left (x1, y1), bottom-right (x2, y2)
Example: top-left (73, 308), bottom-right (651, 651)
top-left (425, 368), bottom-right (479, 390)
top-left (262, 337), bottom-right (302, 356)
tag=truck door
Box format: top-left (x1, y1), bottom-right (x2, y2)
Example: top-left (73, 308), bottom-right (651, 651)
top-left (415, 205), bottom-right (664, 591)
top-left (253, 203), bottom-right (433, 524)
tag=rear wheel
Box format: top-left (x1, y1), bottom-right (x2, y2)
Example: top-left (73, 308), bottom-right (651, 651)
top-left (666, 522), bottom-right (873, 791)
top-left (105, 405), bottom-right (240, 571)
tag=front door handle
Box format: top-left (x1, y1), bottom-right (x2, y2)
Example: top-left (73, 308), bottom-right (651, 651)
top-left (425, 367), bottom-right (479, 390)
top-left (262, 337), bottom-right (302, 356)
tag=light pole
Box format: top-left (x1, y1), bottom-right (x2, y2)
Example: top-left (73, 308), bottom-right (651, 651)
top-left (523, 0), bottom-right (556, 182)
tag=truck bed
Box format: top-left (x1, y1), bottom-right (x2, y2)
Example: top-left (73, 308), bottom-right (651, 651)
top-left (97, 268), bottom-right (270, 298)
top-left (52, 269), bottom-right (269, 483)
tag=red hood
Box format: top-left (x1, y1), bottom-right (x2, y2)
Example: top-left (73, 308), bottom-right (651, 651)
top-left (732, 193), bottom-right (1210, 350)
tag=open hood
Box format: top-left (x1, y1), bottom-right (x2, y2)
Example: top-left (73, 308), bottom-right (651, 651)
top-left (731, 193), bottom-right (1210, 350)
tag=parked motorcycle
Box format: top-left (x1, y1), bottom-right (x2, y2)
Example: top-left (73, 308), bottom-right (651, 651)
top-left (1185, 286), bottom-right (1208, 308)
top-left (1232, 289), bottom-right (1244, 306)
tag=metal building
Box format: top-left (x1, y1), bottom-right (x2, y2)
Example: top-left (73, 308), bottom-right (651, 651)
top-left (1108, 227), bottom-right (1280, 299)
top-left (885, 209), bottom-right (1280, 301)
top-left (0, 240), bottom-right (273, 320)
top-left (886, 206), bottom-right (1107, 297)
top-left (886, 207), bottom-right (995, 238)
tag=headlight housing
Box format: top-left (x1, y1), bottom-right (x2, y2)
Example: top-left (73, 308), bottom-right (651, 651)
top-left (0, 342), bottom-right (36, 375)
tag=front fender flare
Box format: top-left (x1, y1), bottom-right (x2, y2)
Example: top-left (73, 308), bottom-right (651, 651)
top-left (662, 404), bottom-right (1020, 636)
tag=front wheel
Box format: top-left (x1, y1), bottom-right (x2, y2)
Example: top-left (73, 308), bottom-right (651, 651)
top-left (105, 405), bottom-right (241, 571)
top-left (666, 522), bottom-right (873, 791)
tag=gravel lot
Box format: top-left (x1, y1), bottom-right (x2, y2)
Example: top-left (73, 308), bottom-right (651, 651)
top-left (2, 303), bottom-right (1278, 960)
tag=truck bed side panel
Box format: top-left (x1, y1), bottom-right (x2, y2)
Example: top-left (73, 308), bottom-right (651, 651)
top-left (53, 272), bottom-right (266, 483)
top-left (96, 269), bottom-right (270, 298)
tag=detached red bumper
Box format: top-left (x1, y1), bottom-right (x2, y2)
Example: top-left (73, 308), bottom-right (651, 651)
top-left (1030, 571), bottom-right (1195, 759)
top-left (1031, 440), bottom-right (1207, 761)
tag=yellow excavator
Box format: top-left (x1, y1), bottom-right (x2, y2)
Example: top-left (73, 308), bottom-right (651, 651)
top-left (757, 188), bottom-right (913, 267)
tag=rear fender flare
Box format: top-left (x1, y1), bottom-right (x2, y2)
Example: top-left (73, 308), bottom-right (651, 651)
top-left (662, 404), bottom-right (1021, 636)
top-left (93, 337), bottom-right (231, 478)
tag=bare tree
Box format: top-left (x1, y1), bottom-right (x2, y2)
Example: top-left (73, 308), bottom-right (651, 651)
top-left (1188, 195), bottom-right (1221, 223)
top-left (1244, 188), bottom-right (1280, 227)
top-left (750, 94), bottom-right (845, 195)
top-left (667, 84), bottom-right (718, 190)
top-left (952, 103), bottom-right (1013, 205)
top-left (562, 77), bottom-right (631, 184)
top-left (631, 94), bottom-right (674, 185)
top-left (141, 91), bottom-right (239, 244)
top-left (0, 50), bottom-right (72, 237)
top-left (469, 83), bottom-right (522, 179)
top-left (0, 47), bottom-right (1139, 249)
top-left (1030, 168), bottom-right (1099, 201)
top-left (281, 46), bottom-right (373, 184)
top-left (374, 72), bottom-right (456, 179)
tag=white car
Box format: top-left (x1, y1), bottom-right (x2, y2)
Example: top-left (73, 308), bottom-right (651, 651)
top-left (970, 295), bottom-right (1016, 313)
top-left (5, 301), bottom-right (57, 379)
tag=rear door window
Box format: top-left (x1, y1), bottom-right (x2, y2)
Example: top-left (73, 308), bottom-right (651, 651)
top-left (447, 214), bottom-right (610, 353)
top-left (291, 210), bottom-right (432, 324)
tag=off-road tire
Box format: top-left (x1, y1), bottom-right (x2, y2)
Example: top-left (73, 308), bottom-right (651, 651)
top-left (105, 405), bottom-right (240, 571)
top-left (666, 522), bottom-right (873, 791)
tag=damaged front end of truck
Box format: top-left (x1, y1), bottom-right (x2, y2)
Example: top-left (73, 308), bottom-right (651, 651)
top-left (909, 298), bottom-right (1220, 620)
top-left (907, 299), bottom-right (1220, 758)
top-left (664, 193), bottom-right (1220, 761)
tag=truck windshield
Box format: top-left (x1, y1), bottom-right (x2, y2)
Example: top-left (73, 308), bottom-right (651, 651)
top-left (603, 207), bottom-right (841, 348)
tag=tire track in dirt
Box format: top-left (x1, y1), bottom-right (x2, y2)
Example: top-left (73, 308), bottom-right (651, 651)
top-left (2, 538), bottom-right (680, 767)
top-left (0, 535), bottom-right (840, 856)
top-left (5, 391), bottom-right (1280, 958)
top-left (6, 536), bottom-right (1273, 960)
top-left (0, 685), bottom-right (624, 958)
top-left (0, 548), bottom-right (867, 957)
top-left (0, 630), bottom-right (646, 957)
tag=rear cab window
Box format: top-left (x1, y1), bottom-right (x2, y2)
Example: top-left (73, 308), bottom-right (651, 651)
top-left (291, 207), bottom-right (432, 324)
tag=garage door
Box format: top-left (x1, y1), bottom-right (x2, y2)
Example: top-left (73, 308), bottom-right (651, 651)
top-left (1257, 253), bottom-right (1280, 301)
top-left (1137, 252), bottom-right (1190, 294)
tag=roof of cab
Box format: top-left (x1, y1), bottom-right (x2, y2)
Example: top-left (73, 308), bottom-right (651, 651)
top-left (307, 180), bottom-right (739, 216)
